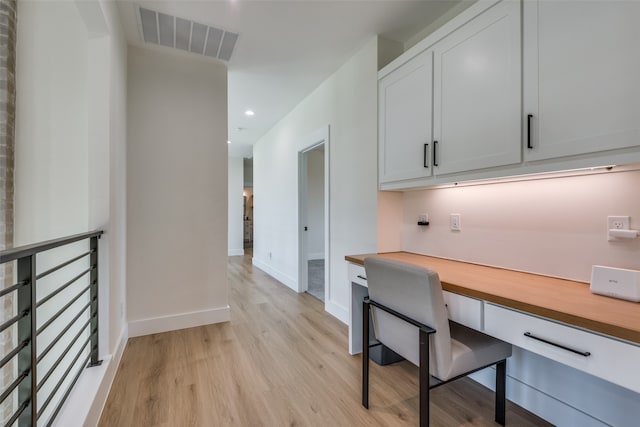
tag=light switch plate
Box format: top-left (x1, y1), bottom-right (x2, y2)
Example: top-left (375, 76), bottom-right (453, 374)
top-left (450, 213), bottom-right (461, 231)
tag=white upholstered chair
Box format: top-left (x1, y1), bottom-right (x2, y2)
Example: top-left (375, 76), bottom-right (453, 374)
top-left (362, 256), bottom-right (512, 426)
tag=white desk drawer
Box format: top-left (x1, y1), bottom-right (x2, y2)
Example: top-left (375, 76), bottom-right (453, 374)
top-left (484, 303), bottom-right (640, 393)
top-left (348, 263), bottom-right (368, 287)
top-left (443, 291), bottom-right (483, 330)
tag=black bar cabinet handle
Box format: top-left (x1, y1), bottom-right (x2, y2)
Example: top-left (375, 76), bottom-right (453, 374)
top-left (524, 332), bottom-right (591, 357)
top-left (433, 141), bottom-right (438, 167)
top-left (527, 114), bottom-right (533, 149)
top-left (356, 275), bottom-right (367, 281)
top-left (423, 143), bottom-right (429, 168)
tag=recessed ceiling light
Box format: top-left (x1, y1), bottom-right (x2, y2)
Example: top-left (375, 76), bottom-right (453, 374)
top-left (227, 140), bottom-right (231, 144)
top-left (245, 110), bottom-right (255, 116)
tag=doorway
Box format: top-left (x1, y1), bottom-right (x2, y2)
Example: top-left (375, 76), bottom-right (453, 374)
top-left (243, 158), bottom-right (253, 251)
top-left (298, 126), bottom-right (329, 302)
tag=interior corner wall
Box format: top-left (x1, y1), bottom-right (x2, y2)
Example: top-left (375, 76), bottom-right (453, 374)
top-left (377, 191), bottom-right (403, 252)
top-left (126, 46), bottom-right (229, 335)
top-left (94, 0), bottom-right (128, 359)
top-left (253, 37), bottom-right (379, 321)
top-left (228, 157), bottom-right (244, 256)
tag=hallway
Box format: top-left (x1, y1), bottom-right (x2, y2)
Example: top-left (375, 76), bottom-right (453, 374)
top-left (98, 253), bottom-right (551, 426)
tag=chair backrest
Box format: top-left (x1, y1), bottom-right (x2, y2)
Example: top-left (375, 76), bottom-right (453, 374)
top-left (364, 256), bottom-right (452, 378)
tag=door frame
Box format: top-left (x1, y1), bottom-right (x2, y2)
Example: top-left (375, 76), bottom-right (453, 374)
top-left (297, 125), bottom-right (330, 300)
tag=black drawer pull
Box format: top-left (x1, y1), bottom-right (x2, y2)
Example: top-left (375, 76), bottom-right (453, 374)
top-left (433, 141), bottom-right (438, 167)
top-left (527, 114), bottom-right (533, 149)
top-left (524, 332), bottom-right (591, 357)
top-left (423, 143), bottom-right (429, 168)
top-left (357, 275), bottom-right (367, 281)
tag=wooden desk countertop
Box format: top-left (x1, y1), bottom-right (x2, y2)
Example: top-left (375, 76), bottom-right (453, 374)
top-left (345, 252), bottom-right (640, 345)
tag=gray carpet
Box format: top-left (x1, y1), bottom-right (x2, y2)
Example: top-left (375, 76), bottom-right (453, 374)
top-left (307, 259), bottom-right (324, 301)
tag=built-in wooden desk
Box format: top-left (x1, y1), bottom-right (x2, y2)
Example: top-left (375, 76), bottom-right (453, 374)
top-left (346, 252), bottom-right (640, 344)
top-left (346, 251), bottom-right (640, 395)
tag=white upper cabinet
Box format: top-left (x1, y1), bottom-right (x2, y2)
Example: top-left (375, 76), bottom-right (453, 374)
top-left (378, 0), bottom-right (640, 190)
top-left (524, 0), bottom-right (640, 161)
top-left (432, 0), bottom-right (521, 175)
top-left (379, 50), bottom-right (433, 183)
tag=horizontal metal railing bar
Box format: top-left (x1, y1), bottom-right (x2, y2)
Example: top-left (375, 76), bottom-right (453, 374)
top-left (37, 343), bottom-right (91, 420)
top-left (36, 267), bottom-right (93, 308)
top-left (38, 333), bottom-right (92, 393)
top-left (0, 368), bottom-right (29, 404)
top-left (38, 305), bottom-right (92, 364)
top-left (37, 286), bottom-right (94, 336)
top-left (0, 230), bottom-right (103, 264)
top-left (0, 337), bottom-right (29, 370)
top-left (0, 309), bottom-right (29, 334)
top-left (0, 280), bottom-right (27, 298)
top-left (36, 250), bottom-right (94, 281)
top-left (46, 351), bottom-right (92, 427)
top-left (5, 398), bottom-right (30, 427)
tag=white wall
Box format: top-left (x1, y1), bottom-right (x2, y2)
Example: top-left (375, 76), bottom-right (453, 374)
top-left (253, 37), bottom-right (379, 322)
top-left (15, 1), bottom-right (129, 425)
top-left (228, 157), bottom-right (244, 256)
top-left (389, 168), bottom-right (640, 426)
top-left (15, 5), bottom-right (91, 424)
top-left (15, 0), bottom-right (89, 244)
top-left (400, 169), bottom-right (640, 282)
top-left (127, 46), bottom-right (229, 336)
top-left (305, 147), bottom-right (324, 260)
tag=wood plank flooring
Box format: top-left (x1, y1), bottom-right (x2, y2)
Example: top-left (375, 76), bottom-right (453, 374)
top-left (99, 252), bottom-right (553, 426)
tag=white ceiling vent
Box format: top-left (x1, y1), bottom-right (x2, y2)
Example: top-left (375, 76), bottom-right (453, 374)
top-left (139, 7), bottom-right (239, 62)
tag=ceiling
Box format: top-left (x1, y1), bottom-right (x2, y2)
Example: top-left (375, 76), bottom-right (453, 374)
top-left (117, 1), bottom-right (464, 157)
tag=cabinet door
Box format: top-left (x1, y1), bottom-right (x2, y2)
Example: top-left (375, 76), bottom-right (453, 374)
top-left (379, 50), bottom-right (433, 183)
top-left (524, 1), bottom-right (640, 161)
top-left (433, 0), bottom-right (521, 175)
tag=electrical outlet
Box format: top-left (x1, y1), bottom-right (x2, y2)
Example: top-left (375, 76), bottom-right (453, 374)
top-left (418, 213), bottom-right (428, 223)
top-left (608, 216), bottom-right (630, 241)
top-left (450, 213), bottom-right (461, 231)
top-left (608, 216), bottom-right (629, 230)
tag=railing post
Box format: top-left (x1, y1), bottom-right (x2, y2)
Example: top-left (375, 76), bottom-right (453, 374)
top-left (17, 255), bottom-right (36, 426)
top-left (88, 235), bottom-right (102, 367)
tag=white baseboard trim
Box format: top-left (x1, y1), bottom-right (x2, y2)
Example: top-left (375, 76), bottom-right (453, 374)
top-left (128, 306), bottom-right (230, 337)
top-left (228, 249), bottom-right (245, 256)
top-left (252, 257), bottom-right (297, 291)
top-left (307, 252), bottom-right (324, 261)
top-left (469, 368), bottom-right (605, 427)
top-left (325, 300), bottom-right (349, 325)
top-left (54, 325), bottom-right (129, 427)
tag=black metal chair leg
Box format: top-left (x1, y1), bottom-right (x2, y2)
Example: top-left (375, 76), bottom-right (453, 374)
top-left (419, 328), bottom-right (430, 427)
top-left (495, 359), bottom-right (506, 426)
top-left (362, 300), bottom-right (370, 408)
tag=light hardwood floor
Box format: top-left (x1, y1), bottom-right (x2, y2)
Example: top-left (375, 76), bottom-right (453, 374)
top-left (99, 252), bottom-right (553, 426)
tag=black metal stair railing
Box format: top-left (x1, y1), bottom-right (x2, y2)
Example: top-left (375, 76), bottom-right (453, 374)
top-left (0, 230), bottom-right (103, 426)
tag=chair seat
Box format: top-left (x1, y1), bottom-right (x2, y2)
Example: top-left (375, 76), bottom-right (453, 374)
top-left (440, 322), bottom-right (513, 381)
